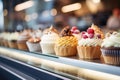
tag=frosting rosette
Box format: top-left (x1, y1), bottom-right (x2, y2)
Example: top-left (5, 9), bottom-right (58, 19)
top-left (101, 32), bottom-right (120, 48)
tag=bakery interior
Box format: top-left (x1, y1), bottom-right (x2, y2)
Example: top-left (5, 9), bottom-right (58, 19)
top-left (0, 0), bottom-right (120, 80)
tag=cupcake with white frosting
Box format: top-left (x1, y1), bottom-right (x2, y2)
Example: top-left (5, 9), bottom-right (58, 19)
top-left (77, 25), bottom-right (103, 59)
top-left (40, 26), bottom-right (59, 54)
top-left (101, 31), bottom-right (120, 65)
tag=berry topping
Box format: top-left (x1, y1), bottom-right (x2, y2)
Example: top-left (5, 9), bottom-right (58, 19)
top-left (97, 34), bottom-right (101, 38)
top-left (88, 33), bottom-right (94, 38)
top-left (87, 28), bottom-right (94, 34)
top-left (81, 31), bottom-right (86, 35)
top-left (82, 34), bottom-right (88, 39)
top-left (73, 30), bottom-right (80, 34)
top-left (71, 26), bottom-right (77, 31)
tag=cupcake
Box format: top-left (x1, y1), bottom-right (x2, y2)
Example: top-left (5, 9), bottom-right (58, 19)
top-left (77, 25), bottom-right (103, 59)
top-left (17, 30), bottom-right (31, 50)
top-left (8, 32), bottom-right (19, 49)
top-left (0, 32), bottom-right (5, 46)
top-left (101, 31), bottom-right (120, 65)
top-left (3, 32), bottom-right (11, 47)
top-left (26, 36), bottom-right (41, 52)
top-left (71, 26), bottom-right (81, 40)
top-left (40, 26), bottom-right (59, 54)
top-left (54, 26), bottom-right (78, 57)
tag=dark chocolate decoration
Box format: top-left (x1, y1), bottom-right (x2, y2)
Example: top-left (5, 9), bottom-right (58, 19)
top-left (60, 26), bottom-right (73, 37)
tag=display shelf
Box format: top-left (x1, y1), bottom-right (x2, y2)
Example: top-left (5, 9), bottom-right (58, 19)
top-left (0, 46), bottom-right (120, 80)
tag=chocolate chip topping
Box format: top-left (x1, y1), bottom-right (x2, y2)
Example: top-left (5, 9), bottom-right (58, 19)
top-left (60, 26), bottom-right (73, 37)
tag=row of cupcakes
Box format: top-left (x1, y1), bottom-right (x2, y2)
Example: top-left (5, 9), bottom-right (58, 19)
top-left (40, 24), bottom-right (120, 66)
top-left (0, 24), bottom-right (120, 66)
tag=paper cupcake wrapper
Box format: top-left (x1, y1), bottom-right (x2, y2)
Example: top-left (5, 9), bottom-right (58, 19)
top-left (17, 42), bottom-right (28, 51)
top-left (101, 49), bottom-right (120, 65)
top-left (26, 42), bottom-right (41, 52)
top-left (54, 45), bottom-right (77, 57)
top-left (101, 49), bottom-right (120, 56)
top-left (77, 46), bottom-right (101, 59)
top-left (8, 41), bottom-right (18, 49)
top-left (40, 43), bottom-right (55, 54)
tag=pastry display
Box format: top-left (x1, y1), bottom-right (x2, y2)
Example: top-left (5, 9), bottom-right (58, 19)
top-left (71, 26), bottom-right (81, 40)
top-left (26, 35), bottom-right (41, 52)
top-left (54, 26), bottom-right (78, 57)
top-left (40, 26), bottom-right (59, 54)
top-left (17, 30), bottom-right (31, 51)
top-left (101, 31), bottom-right (120, 65)
top-left (77, 25), bottom-right (103, 59)
top-left (8, 32), bottom-right (19, 49)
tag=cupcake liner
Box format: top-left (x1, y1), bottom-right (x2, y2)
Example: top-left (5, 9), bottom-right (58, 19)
top-left (40, 43), bottom-right (55, 54)
top-left (17, 41), bottom-right (28, 51)
top-left (8, 41), bottom-right (18, 49)
top-left (3, 40), bottom-right (9, 47)
top-left (54, 45), bottom-right (77, 57)
top-left (101, 49), bottom-right (120, 65)
top-left (26, 42), bottom-right (41, 52)
top-left (77, 46), bottom-right (101, 59)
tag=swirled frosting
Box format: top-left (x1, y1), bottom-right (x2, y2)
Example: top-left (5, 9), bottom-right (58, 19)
top-left (17, 31), bottom-right (31, 41)
top-left (78, 38), bottom-right (103, 46)
top-left (101, 32), bottom-right (120, 48)
top-left (55, 26), bottom-right (77, 47)
top-left (41, 32), bottom-right (59, 43)
top-left (8, 32), bottom-right (19, 41)
top-left (56, 36), bottom-right (77, 47)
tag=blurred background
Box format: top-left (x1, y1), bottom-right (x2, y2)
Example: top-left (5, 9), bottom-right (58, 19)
top-left (1, 0), bottom-right (120, 32)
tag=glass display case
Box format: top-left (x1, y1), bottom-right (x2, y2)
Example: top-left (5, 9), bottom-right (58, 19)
top-left (0, 46), bottom-right (120, 80)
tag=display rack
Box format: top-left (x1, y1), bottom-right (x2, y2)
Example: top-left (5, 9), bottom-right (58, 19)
top-left (0, 47), bottom-right (120, 80)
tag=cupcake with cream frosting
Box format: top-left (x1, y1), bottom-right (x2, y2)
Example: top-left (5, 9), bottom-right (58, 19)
top-left (40, 26), bottom-right (59, 54)
top-left (17, 30), bottom-right (31, 50)
top-left (101, 31), bottom-right (120, 65)
top-left (8, 32), bottom-right (19, 49)
top-left (77, 25), bottom-right (103, 59)
top-left (54, 26), bottom-right (78, 57)
top-left (3, 32), bottom-right (11, 47)
top-left (71, 26), bottom-right (81, 40)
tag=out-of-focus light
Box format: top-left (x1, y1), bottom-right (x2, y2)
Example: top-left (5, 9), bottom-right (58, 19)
top-left (32, 13), bottom-right (38, 19)
top-left (42, 10), bottom-right (50, 17)
top-left (44, 0), bottom-right (52, 2)
top-left (92, 0), bottom-right (101, 3)
top-left (4, 9), bottom-right (8, 16)
top-left (25, 15), bottom-right (31, 22)
top-left (15, 1), bottom-right (34, 11)
top-left (61, 3), bottom-right (81, 13)
top-left (50, 8), bottom-right (57, 16)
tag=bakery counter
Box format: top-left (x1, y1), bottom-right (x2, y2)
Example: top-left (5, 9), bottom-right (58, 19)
top-left (0, 47), bottom-right (120, 80)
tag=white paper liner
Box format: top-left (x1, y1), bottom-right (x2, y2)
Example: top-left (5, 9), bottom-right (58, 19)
top-left (26, 42), bottom-right (41, 52)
